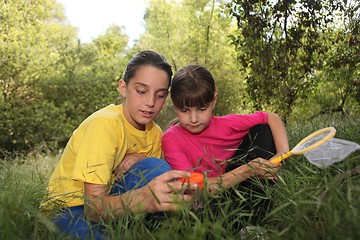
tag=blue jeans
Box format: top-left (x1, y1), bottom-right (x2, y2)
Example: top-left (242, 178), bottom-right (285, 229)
top-left (54, 157), bottom-right (172, 240)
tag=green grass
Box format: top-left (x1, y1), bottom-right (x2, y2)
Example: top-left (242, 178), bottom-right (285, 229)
top-left (1, 114), bottom-right (359, 239)
top-left (0, 151), bottom-right (59, 239)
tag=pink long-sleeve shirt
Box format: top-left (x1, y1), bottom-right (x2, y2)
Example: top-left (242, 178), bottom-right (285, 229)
top-left (162, 112), bottom-right (268, 177)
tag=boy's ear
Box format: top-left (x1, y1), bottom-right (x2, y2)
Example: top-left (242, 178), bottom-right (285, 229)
top-left (118, 80), bottom-right (126, 97)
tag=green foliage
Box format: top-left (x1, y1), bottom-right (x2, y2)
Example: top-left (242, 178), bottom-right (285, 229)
top-left (0, 91), bottom-right (70, 152)
top-left (227, 0), bottom-right (354, 121)
top-left (0, 0), bottom-right (129, 153)
top-left (288, 2), bottom-right (360, 121)
top-left (0, 152), bottom-right (59, 239)
top-left (38, 76), bottom-right (119, 146)
top-left (289, 68), bottom-right (360, 122)
top-left (269, 114), bottom-right (360, 239)
top-left (1, 116), bottom-right (359, 239)
top-left (320, 1), bottom-right (360, 112)
top-left (0, 0), bottom-right (76, 99)
top-left (0, 0), bottom-right (75, 153)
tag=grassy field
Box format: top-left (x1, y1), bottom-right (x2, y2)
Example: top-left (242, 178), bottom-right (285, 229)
top-left (1, 114), bottom-right (360, 240)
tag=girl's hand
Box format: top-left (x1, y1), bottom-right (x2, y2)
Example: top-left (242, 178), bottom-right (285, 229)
top-left (114, 153), bottom-right (147, 179)
top-left (130, 170), bottom-right (199, 213)
top-left (248, 158), bottom-right (282, 181)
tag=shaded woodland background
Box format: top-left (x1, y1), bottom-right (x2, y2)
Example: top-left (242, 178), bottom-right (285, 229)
top-left (1, 0), bottom-right (359, 155)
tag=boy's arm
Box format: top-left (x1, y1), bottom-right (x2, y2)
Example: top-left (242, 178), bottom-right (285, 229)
top-left (84, 170), bottom-right (197, 222)
top-left (114, 153), bottom-right (147, 178)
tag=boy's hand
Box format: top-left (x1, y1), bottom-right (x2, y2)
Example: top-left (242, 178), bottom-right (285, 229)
top-left (130, 170), bottom-right (198, 213)
top-left (114, 153), bottom-right (147, 180)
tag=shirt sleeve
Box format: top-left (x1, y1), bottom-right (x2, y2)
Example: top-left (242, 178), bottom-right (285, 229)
top-left (72, 118), bottom-right (121, 185)
top-left (162, 130), bottom-right (195, 172)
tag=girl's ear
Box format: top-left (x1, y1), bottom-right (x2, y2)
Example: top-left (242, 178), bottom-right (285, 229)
top-left (212, 92), bottom-right (218, 109)
top-left (118, 80), bottom-right (127, 97)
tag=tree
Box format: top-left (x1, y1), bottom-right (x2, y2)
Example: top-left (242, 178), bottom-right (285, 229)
top-left (0, 0), bottom-right (78, 152)
top-left (288, 0), bottom-right (360, 121)
top-left (0, 0), bottom-right (130, 153)
top-left (0, 0), bottom-right (76, 102)
top-left (228, 0), bottom-right (346, 122)
top-left (321, 1), bottom-right (360, 114)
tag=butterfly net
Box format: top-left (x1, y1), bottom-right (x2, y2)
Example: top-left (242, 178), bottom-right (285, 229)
top-left (294, 131), bottom-right (331, 153)
top-left (303, 138), bottom-right (360, 168)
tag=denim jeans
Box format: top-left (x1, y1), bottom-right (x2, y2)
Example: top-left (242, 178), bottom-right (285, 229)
top-left (54, 157), bottom-right (172, 240)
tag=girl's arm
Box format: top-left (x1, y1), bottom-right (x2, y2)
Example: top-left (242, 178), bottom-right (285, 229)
top-left (267, 112), bottom-right (290, 158)
top-left (206, 113), bottom-right (287, 194)
top-left (84, 170), bottom-right (198, 222)
top-left (206, 158), bottom-right (281, 194)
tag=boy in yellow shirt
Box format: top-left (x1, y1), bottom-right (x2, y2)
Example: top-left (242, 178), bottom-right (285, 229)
top-left (44, 50), bottom-right (198, 239)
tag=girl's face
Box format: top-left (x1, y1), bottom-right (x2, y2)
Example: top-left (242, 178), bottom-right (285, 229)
top-left (118, 65), bottom-right (169, 130)
top-left (175, 97), bottom-right (217, 134)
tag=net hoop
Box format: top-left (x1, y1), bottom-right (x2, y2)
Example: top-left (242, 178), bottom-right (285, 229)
top-left (291, 127), bottom-right (336, 155)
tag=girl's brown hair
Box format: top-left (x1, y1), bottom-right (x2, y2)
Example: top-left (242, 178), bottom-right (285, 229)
top-left (170, 64), bottom-right (216, 109)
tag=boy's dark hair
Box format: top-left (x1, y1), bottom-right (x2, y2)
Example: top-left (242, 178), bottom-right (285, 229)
top-left (171, 64), bottom-right (216, 109)
top-left (123, 50), bottom-right (173, 87)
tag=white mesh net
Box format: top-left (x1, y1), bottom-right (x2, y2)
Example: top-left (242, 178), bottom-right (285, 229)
top-left (295, 131), bottom-right (330, 152)
top-left (303, 138), bottom-right (360, 168)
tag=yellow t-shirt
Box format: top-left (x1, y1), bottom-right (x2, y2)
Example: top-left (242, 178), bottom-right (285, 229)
top-left (45, 104), bottom-right (163, 208)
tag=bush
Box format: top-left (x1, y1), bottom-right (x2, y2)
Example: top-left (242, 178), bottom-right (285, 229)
top-left (0, 75), bottom-right (119, 155)
top-left (0, 95), bottom-right (71, 154)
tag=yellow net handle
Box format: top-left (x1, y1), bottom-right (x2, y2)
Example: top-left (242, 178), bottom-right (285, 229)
top-left (270, 127), bottom-right (336, 163)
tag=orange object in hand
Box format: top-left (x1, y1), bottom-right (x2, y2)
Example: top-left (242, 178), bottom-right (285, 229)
top-left (180, 172), bottom-right (204, 189)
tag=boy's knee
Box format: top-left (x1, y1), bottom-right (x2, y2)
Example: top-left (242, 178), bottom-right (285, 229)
top-left (136, 157), bottom-right (172, 172)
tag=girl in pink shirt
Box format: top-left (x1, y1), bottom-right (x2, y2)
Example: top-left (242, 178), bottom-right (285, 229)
top-left (162, 64), bottom-right (289, 226)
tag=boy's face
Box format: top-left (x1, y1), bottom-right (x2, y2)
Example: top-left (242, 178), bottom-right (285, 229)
top-left (118, 65), bottom-right (169, 130)
top-left (175, 98), bottom-right (217, 134)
